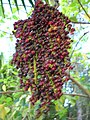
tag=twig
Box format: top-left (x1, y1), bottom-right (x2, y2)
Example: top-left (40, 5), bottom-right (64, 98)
top-left (65, 73), bottom-right (90, 97)
top-left (70, 31), bottom-right (89, 58)
top-left (72, 21), bottom-right (90, 24)
top-left (77, 0), bottom-right (90, 19)
top-left (0, 90), bottom-right (24, 94)
top-left (63, 93), bottom-right (89, 98)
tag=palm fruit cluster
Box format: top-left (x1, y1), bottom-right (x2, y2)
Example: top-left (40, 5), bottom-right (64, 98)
top-left (12, 0), bottom-right (75, 117)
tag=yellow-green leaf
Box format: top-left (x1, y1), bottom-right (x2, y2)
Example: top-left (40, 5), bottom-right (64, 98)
top-left (2, 85), bottom-right (6, 91)
top-left (55, 104), bottom-right (59, 111)
top-left (5, 107), bottom-right (10, 114)
top-left (0, 104), bottom-right (7, 120)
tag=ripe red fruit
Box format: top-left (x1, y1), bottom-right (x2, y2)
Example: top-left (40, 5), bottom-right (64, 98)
top-left (31, 50), bottom-right (35, 55)
top-left (69, 66), bottom-right (74, 70)
top-left (70, 28), bottom-right (75, 34)
top-left (65, 77), bottom-right (69, 81)
top-left (25, 39), bottom-right (29, 43)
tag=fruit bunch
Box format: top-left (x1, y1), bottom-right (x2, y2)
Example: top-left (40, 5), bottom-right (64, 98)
top-left (12, 0), bottom-right (75, 117)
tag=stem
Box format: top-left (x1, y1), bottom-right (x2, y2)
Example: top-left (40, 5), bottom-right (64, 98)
top-left (71, 21), bottom-right (90, 24)
top-left (34, 57), bottom-right (37, 84)
top-left (77, 0), bottom-right (90, 19)
top-left (63, 93), bottom-right (89, 98)
top-left (70, 31), bottom-right (89, 58)
top-left (66, 73), bottom-right (90, 97)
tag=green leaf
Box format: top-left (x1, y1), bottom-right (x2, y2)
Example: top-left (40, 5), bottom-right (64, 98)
top-left (4, 97), bottom-right (13, 106)
top-left (28, 0), bottom-right (34, 7)
top-left (0, 18), bottom-right (5, 23)
top-left (44, 0), bottom-right (49, 4)
top-left (9, 34), bottom-right (13, 41)
top-left (11, 71), bottom-right (18, 75)
top-left (14, 111), bottom-right (22, 120)
top-left (6, 97), bottom-right (12, 103)
top-left (0, 32), bottom-right (6, 38)
top-left (0, 79), bottom-right (3, 82)
top-left (70, 16), bottom-right (77, 22)
top-left (12, 8), bottom-right (17, 13)
top-left (13, 92), bottom-right (23, 99)
top-left (12, 15), bottom-right (19, 20)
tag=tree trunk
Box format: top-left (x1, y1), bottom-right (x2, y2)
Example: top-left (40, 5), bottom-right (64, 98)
top-left (76, 100), bottom-right (82, 120)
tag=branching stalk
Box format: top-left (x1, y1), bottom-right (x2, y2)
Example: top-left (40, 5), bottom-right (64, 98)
top-left (66, 73), bottom-right (90, 97)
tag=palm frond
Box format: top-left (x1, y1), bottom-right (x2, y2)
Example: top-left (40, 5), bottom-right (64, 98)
top-left (8, 0), bottom-right (12, 12)
top-left (0, 0), bottom-right (5, 17)
top-left (14, 0), bottom-right (19, 12)
top-left (0, 0), bottom-right (36, 17)
top-left (21, 0), bottom-right (27, 12)
top-left (28, 0), bottom-right (34, 7)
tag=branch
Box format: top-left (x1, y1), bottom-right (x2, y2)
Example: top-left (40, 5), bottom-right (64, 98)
top-left (63, 93), bottom-right (89, 98)
top-left (66, 73), bottom-right (90, 97)
top-left (0, 90), bottom-right (89, 98)
top-left (72, 21), bottom-right (90, 24)
top-left (77, 0), bottom-right (90, 19)
top-left (70, 31), bottom-right (89, 58)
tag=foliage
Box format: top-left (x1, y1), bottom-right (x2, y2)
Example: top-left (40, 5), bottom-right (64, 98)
top-left (0, 0), bottom-right (34, 17)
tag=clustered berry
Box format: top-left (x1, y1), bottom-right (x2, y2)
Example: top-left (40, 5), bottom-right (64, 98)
top-left (12, 0), bottom-right (75, 117)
